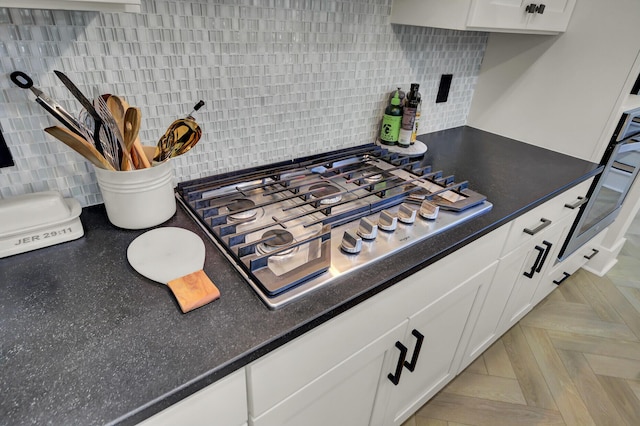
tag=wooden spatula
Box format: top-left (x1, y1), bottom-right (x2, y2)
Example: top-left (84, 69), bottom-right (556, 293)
top-left (45, 126), bottom-right (115, 171)
top-left (127, 227), bottom-right (220, 313)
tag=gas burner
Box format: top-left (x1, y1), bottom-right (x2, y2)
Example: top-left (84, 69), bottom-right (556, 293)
top-left (257, 229), bottom-right (297, 256)
top-left (364, 173), bottom-right (383, 184)
top-left (227, 198), bottom-right (258, 222)
top-left (309, 183), bottom-right (342, 205)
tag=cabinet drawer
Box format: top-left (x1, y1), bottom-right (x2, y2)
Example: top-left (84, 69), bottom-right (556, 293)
top-left (501, 179), bottom-right (592, 255)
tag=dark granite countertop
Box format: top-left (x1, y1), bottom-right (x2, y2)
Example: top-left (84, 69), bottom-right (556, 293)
top-left (0, 127), bottom-right (601, 425)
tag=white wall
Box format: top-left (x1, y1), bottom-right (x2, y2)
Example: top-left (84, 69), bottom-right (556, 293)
top-left (467, 0), bottom-right (640, 162)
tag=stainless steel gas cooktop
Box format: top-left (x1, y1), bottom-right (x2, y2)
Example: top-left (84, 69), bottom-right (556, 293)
top-left (177, 144), bottom-right (492, 309)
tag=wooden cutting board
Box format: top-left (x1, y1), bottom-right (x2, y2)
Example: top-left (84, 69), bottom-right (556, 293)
top-left (127, 227), bottom-right (220, 313)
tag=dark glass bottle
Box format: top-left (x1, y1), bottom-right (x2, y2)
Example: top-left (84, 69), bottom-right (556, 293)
top-left (399, 83), bottom-right (421, 147)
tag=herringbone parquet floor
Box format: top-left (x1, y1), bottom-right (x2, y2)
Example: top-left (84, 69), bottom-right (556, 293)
top-left (403, 214), bottom-right (640, 426)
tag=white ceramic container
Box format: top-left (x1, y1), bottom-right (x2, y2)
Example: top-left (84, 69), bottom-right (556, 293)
top-left (94, 160), bottom-right (176, 229)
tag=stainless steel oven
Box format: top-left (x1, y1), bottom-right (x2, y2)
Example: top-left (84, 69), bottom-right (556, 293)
top-left (559, 106), bottom-right (640, 260)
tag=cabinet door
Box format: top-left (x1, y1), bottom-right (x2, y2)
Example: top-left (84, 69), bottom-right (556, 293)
top-left (371, 266), bottom-right (490, 426)
top-left (525, 0), bottom-right (576, 33)
top-left (530, 215), bottom-right (575, 305)
top-left (496, 223), bottom-right (564, 335)
top-left (453, 261), bottom-right (507, 374)
top-left (467, 0), bottom-right (575, 33)
top-left (467, 0), bottom-right (530, 31)
top-left (251, 321), bottom-right (407, 426)
top-left (138, 369), bottom-right (247, 426)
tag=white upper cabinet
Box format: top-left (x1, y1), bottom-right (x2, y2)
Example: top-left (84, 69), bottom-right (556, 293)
top-left (390, 0), bottom-right (576, 34)
top-left (0, 0), bottom-right (141, 13)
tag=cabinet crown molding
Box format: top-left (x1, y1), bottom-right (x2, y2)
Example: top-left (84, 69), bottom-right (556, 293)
top-left (0, 0), bottom-right (141, 13)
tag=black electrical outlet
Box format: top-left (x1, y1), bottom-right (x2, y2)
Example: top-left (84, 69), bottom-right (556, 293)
top-left (436, 74), bottom-right (453, 103)
top-left (0, 127), bottom-right (15, 168)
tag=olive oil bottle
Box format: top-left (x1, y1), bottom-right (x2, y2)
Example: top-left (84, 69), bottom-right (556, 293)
top-left (379, 90), bottom-right (403, 145)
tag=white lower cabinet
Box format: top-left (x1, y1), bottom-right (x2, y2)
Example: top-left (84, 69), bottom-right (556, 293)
top-left (456, 180), bottom-right (591, 372)
top-left (246, 225), bottom-right (508, 426)
top-left (251, 321), bottom-right (407, 426)
top-left (138, 369), bottom-right (247, 426)
top-left (494, 216), bottom-right (570, 336)
top-left (370, 262), bottom-right (500, 426)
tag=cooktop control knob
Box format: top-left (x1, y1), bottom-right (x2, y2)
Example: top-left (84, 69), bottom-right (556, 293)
top-left (397, 203), bottom-right (417, 224)
top-left (357, 217), bottom-right (378, 240)
top-left (378, 210), bottom-right (397, 231)
top-left (341, 229), bottom-right (362, 254)
top-left (419, 200), bottom-right (439, 220)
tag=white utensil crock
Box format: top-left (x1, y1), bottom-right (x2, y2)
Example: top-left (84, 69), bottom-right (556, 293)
top-left (94, 160), bottom-right (176, 229)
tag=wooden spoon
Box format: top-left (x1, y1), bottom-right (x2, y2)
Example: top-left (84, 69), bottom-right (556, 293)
top-left (121, 107), bottom-right (141, 171)
top-left (108, 95), bottom-right (150, 169)
top-left (45, 126), bottom-right (115, 171)
top-left (106, 95), bottom-right (126, 137)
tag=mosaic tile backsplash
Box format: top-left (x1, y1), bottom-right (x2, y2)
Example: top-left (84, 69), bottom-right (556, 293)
top-left (0, 0), bottom-right (488, 206)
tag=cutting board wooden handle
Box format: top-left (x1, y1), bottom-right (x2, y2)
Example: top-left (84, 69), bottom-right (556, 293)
top-left (167, 270), bottom-right (220, 313)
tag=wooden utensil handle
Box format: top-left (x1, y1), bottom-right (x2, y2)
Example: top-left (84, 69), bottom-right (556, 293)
top-left (45, 126), bottom-right (115, 171)
top-left (167, 270), bottom-right (220, 313)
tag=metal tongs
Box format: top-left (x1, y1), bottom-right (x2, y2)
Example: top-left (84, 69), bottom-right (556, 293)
top-left (10, 71), bottom-right (84, 137)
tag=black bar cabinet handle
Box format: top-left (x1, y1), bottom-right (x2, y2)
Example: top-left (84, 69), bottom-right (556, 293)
top-left (403, 329), bottom-right (424, 372)
top-left (388, 341), bottom-right (408, 386)
top-left (584, 248), bottom-right (599, 260)
top-left (525, 3), bottom-right (538, 13)
top-left (523, 218), bottom-right (552, 235)
top-left (553, 272), bottom-right (571, 285)
top-left (536, 4), bottom-right (546, 14)
top-left (524, 245), bottom-right (545, 278)
top-left (536, 240), bottom-right (553, 273)
top-left (564, 196), bottom-right (588, 210)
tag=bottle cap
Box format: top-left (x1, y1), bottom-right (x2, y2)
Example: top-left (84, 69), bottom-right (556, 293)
top-left (390, 90), bottom-right (401, 106)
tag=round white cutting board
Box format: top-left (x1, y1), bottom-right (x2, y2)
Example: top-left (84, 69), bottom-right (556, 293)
top-left (127, 227), bottom-right (206, 284)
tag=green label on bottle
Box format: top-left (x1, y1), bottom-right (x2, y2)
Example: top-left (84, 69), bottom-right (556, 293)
top-left (380, 114), bottom-right (401, 143)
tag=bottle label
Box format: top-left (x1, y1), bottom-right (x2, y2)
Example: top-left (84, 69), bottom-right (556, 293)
top-left (380, 114), bottom-right (401, 144)
top-left (401, 107), bottom-right (417, 131)
top-left (398, 128), bottom-right (412, 146)
top-left (411, 110), bottom-right (421, 143)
